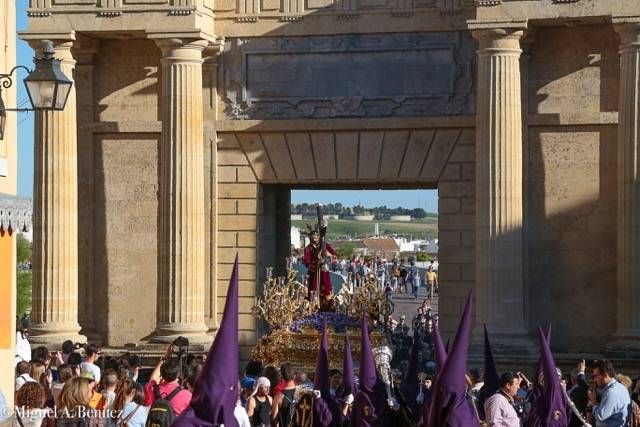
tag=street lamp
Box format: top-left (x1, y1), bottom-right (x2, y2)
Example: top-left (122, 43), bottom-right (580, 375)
top-left (0, 40), bottom-right (73, 140)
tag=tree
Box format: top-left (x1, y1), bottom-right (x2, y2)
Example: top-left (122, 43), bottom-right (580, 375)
top-left (17, 233), bottom-right (31, 264)
top-left (416, 251), bottom-right (430, 262)
top-left (336, 243), bottom-right (356, 260)
top-left (16, 233), bottom-right (32, 316)
top-left (411, 208), bottom-right (427, 219)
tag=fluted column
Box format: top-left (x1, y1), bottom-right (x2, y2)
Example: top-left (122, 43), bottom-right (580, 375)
top-left (152, 38), bottom-right (209, 343)
top-left (30, 40), bottom-right (86, 345)
top-left (473, 28), bottom-right (532, 353)
top-left (608, 21), bottom-right (640, 355)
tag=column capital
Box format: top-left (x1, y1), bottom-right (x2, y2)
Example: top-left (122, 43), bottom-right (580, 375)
top-left (203, 37), bottom-right (225, 65)
top-left (471, 27), bottom-right (524, 52)
top-left (613, 18), bottom-right (640, 46)
top-left (153, 38), bottom-right (209, 62)
top-left (26, 39), bottom-right (76, 65)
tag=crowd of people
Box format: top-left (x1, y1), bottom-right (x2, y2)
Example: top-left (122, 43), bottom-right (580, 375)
top-left (290, 253), bottom-right (440, 300)
top-left (4, 259), bottom-right (640, 427)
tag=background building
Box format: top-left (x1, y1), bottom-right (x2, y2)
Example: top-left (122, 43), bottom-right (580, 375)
top-left (0, 0), bottom-right (17, 404)
top-left (17, 1), bottom-right (640, 365)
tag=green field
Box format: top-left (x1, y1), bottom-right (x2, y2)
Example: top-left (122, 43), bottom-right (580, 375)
top-left (292, 217), bottom-right (438, 240)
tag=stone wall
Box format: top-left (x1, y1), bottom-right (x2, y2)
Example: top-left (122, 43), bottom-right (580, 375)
top-left (525, 25), bottom-right (619, 352)
top-left (215, 125), bottom-right (474, 352)
top-left (78, 39), bottom-right (162, 345)
top-left (436, 129), bottom-right (476, 338)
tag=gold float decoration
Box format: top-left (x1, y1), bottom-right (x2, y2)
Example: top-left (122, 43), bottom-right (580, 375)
top-left (250, 267), bottom-right (391, 370)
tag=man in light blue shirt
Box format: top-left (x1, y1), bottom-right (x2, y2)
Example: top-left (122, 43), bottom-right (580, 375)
top-left (588, 359), bottom-right (630, 427)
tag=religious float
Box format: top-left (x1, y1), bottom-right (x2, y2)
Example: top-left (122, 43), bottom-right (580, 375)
top-left (250, 268), bottom-right (392, 370)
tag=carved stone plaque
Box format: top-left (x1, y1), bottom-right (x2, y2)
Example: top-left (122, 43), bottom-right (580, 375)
top-left (223, 32), bottom-right (475, 119)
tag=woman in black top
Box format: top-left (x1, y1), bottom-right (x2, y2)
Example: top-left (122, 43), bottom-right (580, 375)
top-left (247, 376), bottom-right (273, 426)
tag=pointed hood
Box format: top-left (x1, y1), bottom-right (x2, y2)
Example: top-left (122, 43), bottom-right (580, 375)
top-left (352, 313), bottom-right (383, 427)
top-left (433, 323), bottom-right (447, 373)
top-left (445, 338), bottom-right (450, 354)
top-left (315, 318), bottom-right (331, 398)
top-left (342, 334), bottom-right (355, 397)
top-left (427, 291), bottom-right (479, 427)
top-left (401, 329), bottom-right (422, 418)
top-left (359, 313), bottom-right (377, 392)
top-left (528, 327), bottom-right (569, 427)
top-left (477, 324), bottom-right (500, 420)
top-left (530, 323), bottom-right (552, 411)
top-left (174, 256), bottom-right (240, 427)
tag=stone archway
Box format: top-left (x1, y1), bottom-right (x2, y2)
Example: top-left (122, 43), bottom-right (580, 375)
top-left (215, 121), bottom-right (475, 356)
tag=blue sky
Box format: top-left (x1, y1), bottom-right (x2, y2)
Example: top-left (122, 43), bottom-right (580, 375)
top-left (291, 190), bottom-right (437, 211)
top-left (13, 1), bottom-right (438, 211)
top-left (16, 0), bottom-right (33, 197)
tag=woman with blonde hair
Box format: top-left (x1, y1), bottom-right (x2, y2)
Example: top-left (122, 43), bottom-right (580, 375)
top-left (29, 363), bottom-right (46, 389)
top-left (107, 377), bottom-right (148, 427)
top-left (14, 382), bottom-right (49, 427)
top-left (57, 376), bottom-right (93, 426)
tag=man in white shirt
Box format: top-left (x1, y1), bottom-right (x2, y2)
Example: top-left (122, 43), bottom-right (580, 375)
top-left (15, 361), bottom-right (37, 391)
top-left (484, 372), bottom-right (521, 427)
top-left (80, 344), bottom-right (102, 385)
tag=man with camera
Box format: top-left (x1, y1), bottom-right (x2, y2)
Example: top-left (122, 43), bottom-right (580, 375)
top-left (484, 372), bottom-right (522, 427)
top-left (143, 344), bottom-right (192, 417)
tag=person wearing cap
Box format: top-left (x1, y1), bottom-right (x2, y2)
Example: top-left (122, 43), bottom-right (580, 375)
top-left (80, 371), bottom-right (105, 410)
top-left (246, 376), bottom-right (272, 426)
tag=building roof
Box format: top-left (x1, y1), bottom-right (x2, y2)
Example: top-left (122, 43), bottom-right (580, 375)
top-left (361, 238), bottom-right (400, 251)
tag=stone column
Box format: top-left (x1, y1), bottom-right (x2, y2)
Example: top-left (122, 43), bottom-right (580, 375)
top-left (472, 27), bottom-right (532, 353)
top-left (30, 40), bottom-right (86, 345)
top-left (152, 38), bottom-right (210, 343)
top-left (608, 21), bottom-right (640, 355)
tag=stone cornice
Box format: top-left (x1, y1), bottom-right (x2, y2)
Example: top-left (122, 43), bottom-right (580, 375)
top-left (0, 194), bottom-right (32, 233)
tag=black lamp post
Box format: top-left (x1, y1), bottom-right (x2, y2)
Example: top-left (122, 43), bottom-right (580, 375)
top-left (0, 40), bottom-right (73, 140)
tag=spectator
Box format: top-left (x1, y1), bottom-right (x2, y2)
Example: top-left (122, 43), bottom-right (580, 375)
top-left (271, 364), bottom-right (297, 427)
top-left (68, 353), bottom-right (82, 377)
top-left (80, 344), bottom-right (102, 385)
top-left (263, 365), bottom-right (281, 398)
top-left (588, 359), bottom-right (630, 427)
top-left (15, 321), bottom-right (31, 365)
top-left (52, 364), bottom-right (73, 405)
top-left (246, 376), bottom-right (272, 427)
top-left (127, 354), bottom-right (141, 382)
top-left (58, 340), bottom-right (75, 367)
top-left (568, 360), bottom-right (589, 427)
top-left (29, 363), bottom-right (46, 391)
top-left (143, 351), bottom-right (192, 416)
top-left (57, 377), bottom-right (94, 424)
top-left (110, 377), bottom-right (148, 427)
top-left (14, 382), bottom-right (48, 427)
top-left (100, 369), bottom-right (118, 409)
top-left (15, 361), bottom-right (37, 391)
top-left (615, 373), bottom-right (640, 426)
top-left (31, 347), bottom-right (50, 368)
top-left (80, 372), bottom-right (104, 410)
top-left (484, 372), bottom-right (521, 427)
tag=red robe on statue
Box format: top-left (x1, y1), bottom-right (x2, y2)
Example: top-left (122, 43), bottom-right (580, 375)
top-left (303, 242), bottom-right (336, 296)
